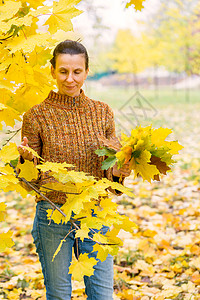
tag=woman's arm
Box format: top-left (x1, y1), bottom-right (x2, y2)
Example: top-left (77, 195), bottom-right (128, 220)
top-left (16, 111), bottom-right (42, 191)
top-left (104, 106), bottom-right (130, 195)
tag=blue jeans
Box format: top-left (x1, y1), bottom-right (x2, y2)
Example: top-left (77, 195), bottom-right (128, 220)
top-left (31, 201), bottom-right (114, 300)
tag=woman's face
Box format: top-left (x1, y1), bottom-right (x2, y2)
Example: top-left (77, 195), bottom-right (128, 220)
top-left (51, 53), bottom-right (89, 97)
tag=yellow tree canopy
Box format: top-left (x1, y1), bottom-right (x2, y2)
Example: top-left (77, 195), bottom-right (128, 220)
top-left (0, 0), bottom-right (82, 119)
top-left (108, 29), bottom-right (155, 74)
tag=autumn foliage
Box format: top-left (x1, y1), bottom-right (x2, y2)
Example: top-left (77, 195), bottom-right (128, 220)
top-left (96, 126), bottom-right (183, 182)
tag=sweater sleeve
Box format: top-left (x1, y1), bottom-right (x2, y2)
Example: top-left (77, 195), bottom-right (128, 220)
top-left (104, 106), bottom-right (125, 196)
top-left (17, 110), bottom-right (42, 191)
top-left (21, 110), bottom-right (42, 156)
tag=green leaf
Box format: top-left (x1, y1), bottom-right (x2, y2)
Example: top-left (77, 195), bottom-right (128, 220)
top-left (95, 147), bottom-right (116, 157)
top-left (101, 156), bottom-right (117, 170)
top-left (10, 157), bottom-right (19, 168)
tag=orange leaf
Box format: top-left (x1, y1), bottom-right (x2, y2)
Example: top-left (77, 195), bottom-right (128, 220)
top-left (97, 135), bottom-right (121, 151)
top-left (150, 155), bottom-right (171, 175)
top-left (191, 271), bottom-right (200, 284)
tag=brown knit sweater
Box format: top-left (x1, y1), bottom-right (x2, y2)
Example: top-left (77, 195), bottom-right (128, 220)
top-left (21, 89), bottom-right (124, 204)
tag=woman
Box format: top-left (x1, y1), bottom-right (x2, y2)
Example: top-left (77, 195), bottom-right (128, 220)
top-left (18, 40), bottom-right (131, 300)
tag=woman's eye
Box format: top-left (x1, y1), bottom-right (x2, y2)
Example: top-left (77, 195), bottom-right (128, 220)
top-left (74, 71), bottom-right (81, 74)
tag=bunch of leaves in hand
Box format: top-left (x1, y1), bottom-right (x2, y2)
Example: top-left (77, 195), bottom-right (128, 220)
top-left (95, 126), bottom-right (183, 183)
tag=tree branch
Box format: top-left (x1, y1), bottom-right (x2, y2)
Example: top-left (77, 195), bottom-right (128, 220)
top-left (7, 162), bottom-right (119, 247)
top-left (3, 128), bottom-right (21, 147)
top-left (18, 177), bottom-right (67, 218)
top-left (0, 35), bottom-right (13, 41)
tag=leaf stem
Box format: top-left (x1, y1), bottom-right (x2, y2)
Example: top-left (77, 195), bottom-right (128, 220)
top-left (3, 128), bottom-right (21, 147)
top-left (19, 178), bottom-right (67, 217)
top-left (21, 27), bottom-right (27, 40)
top-left (9, 162), bottom-right (67, 218)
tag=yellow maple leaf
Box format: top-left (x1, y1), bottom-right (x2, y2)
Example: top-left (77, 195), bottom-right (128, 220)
top-left (151, 127), bottom-right (172, 147)
top-left (52, 29), bottom-right (82, 43)
top-left (68, 253), bottom-right (97, 281)
top-left (10, 74), bottom-right (52, 113)
top-left (0, 230), bottom-right (14, 251)
top-left (7, 33), bottom-right (52, 54)
top-left (47, 193), bottom-right (85, 225)
top-left (27, 46), bottom-right (51, 67)
top-left (6, 63), bottom-right (33, 85)
top-left (41, 181), bottom-right (79, 194)
top-left (0, 174), bottom-right (18, 191)
top-left (130, 149), bottom-right (159, 182)
top-left (0, 202), bottom-right (6, 212)
top-left (37, 161), bottom-right (74, 173)
top-left (18, 160), bottom-right (39, 181)
top-left (6, 288), bottom-right (23, 300)
top-left (93, 232), bottom-right (108, 244)
top-left (53, 170), bottom-right (96, 184)
top-left (96, 197), bottom-right (118, 218)
top-left (0, 103), bottom-right (21, 130)
top-left (67, 193), bottom-right (88, 214)
top-left (75, 223), bottom-right (90, 242)
top-left (80, 216), bottom-right (103, 231)
top-left (105, 227), bottom-right (123, 246)
top-left (47, 208), bottom-right (65, 225)
top-left (92, 243), bottom-right (110, 262)
top-left (0, 164), bottom-right (15, 175)
top-left (0, 202), bottom-right (6, 222)
top-left (117, 289), bottom-right (136, 300)
top-left (0, 142), bottom-right (19, 163)
top-left (7, 182), bottom-right (28, 198)
top-left (0, 1), bottom-right (21, 22)
top-left (114, 215), bottom-right (138, 233)
top-left (25, 0), bottom-right (46, 9)
top-left (44, 0), bottom-right (82, 34)
top-left (91, 180), bottom-right (110, 197)
top-left (1, 15), bottom-right (32, 33)
top-left (165, 141), bottom-right (184, 155)
top-left (126, 0), bottom-right (145, 11)
top-left (29, 5), bottom-right (51, 17)
top-left (102, 178), bottom-right (135, 197)
top-left (0, 173), bottom-right (28, 198)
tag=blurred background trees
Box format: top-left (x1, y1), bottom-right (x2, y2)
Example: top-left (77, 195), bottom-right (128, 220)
top-left (82, 0), bottom-right (200, 101)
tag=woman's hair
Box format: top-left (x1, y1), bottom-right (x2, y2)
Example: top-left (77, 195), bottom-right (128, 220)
top-left (50, 39), bottom-right (89, 70)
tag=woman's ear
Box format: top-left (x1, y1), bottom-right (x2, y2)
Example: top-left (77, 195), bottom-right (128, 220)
top-left (51, 65), bottom-right (56, 79)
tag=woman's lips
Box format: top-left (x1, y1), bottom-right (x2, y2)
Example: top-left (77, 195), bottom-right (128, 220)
top-left (65, 86), bottom-right (75, 89)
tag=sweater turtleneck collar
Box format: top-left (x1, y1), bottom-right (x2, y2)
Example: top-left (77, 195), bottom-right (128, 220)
top-left (45, 89), bottom-right (87, 109)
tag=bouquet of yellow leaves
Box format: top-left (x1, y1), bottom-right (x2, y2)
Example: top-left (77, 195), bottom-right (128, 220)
top-left (95, 126), bottom-right (183, 183)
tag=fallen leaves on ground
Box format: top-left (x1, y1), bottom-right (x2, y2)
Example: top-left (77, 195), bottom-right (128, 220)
top-left (1, 102), bottom-right (200, 299)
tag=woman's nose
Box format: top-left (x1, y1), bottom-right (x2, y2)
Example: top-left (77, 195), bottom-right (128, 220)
top-left (66, 73), bottom-right (74, 82)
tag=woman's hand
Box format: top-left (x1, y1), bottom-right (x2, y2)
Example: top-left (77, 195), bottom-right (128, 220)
top-left (112, 161), bottom-right (131, 178)
top-left (18, 137), bottom-right (34, 161)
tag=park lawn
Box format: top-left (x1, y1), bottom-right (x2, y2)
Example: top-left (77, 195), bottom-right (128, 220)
top-left (85, 82), bottom-right (200, 109)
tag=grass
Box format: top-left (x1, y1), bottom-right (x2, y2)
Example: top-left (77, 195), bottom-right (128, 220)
top-left (84, 82), bottom-right (200, 109)
top-left (84, 82), bottom-right (200, 137)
